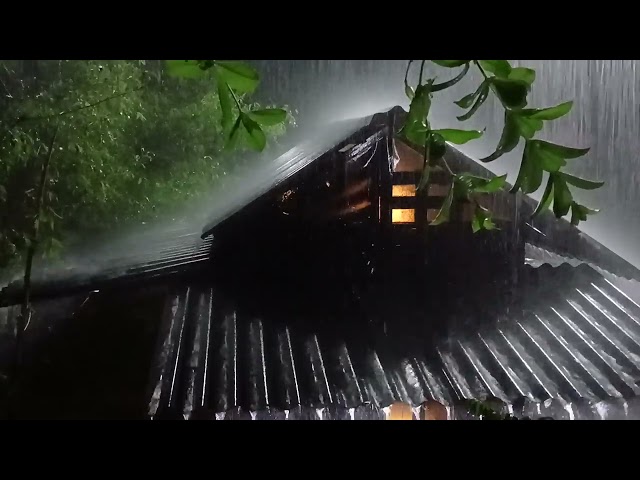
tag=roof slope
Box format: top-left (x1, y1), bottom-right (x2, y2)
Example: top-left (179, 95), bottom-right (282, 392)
top-left (443, 145), bottom-right (640, 282)
top-left (3, 105), bottom-right (639, 300)
top-left (0, 112), bottom-right (385, 307)
top-left (147, 263), bottom-right (640, 419)
top-left (200, 114), bottom-right (379, 238)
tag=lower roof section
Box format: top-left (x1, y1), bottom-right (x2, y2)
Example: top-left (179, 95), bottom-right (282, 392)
top-left (147, 263), bottom-right (640, 419)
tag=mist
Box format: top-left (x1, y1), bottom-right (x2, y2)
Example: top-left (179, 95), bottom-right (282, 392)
top-left (9, 60), bottom-right (640, 287)
top-left (256, 60), bottom-right (640, 268)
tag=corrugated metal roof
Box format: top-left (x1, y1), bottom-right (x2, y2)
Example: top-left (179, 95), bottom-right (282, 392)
top-left (147, 263), bottom-right (640, 419)
top-left (200, 114), bottom-right (382, 238)
top-left (523, 218), bottom-right (640, 282)
top-left (0, 223), bottom-right (212, 306)
top-left (0, 112), bottom-right (387, 308)
top-left (4, 105), bottom-right (639, 305)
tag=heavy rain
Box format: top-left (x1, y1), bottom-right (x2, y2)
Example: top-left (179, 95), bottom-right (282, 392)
top-left (1, 60), bottom-right (639, 420)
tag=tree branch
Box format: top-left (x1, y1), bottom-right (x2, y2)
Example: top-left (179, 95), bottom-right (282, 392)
top-left (9, 124), bottom-right (60, 415)
top-left (7, 86), bottom-right (143, 129)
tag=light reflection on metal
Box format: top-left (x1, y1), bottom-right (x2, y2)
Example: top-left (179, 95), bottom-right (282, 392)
top-left (148, 264), bottom-right (640, 419)
top-left (336, 200), bottom-right (371, 216)
top-left (517, 321), bottom-right (583, 398)
top-left (525, 223), bottom-right (546, 237)
top-left (341, 179), bottom-right (369, 198)
top-left (499, 329), bottom-right (555, 400)
top-left (392, 209), bottom-right (415, 223)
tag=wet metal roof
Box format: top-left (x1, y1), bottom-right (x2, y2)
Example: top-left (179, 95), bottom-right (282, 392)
top-left (147, 263), bottom-right (640, 419)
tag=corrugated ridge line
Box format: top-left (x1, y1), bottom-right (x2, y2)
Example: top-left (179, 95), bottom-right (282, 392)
top-left (148, 266), bottom-right (640, 418)
top-left (525, 243), bottom-right (640, 284)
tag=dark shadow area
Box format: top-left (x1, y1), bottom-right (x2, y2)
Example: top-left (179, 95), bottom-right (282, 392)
top-left (6, 287), bottom-right (166, 419)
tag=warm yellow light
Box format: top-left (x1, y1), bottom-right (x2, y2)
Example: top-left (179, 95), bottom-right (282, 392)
top-left (387, 402), bottom-right (416, 420)
top-left (392, 209), bottom-right (415, 223)
top-left (422, 400), bottom-right (449, 420)
top-left (392, 184), bottom-right (416, 197)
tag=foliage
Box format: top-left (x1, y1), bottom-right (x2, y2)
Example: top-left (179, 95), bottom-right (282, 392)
top-left (401, 60), bottom-right (602, 231)
top-left (164, 61), bottom-right (288, 152)
top-left (0, 60), bottom-right (291, 273)
top-left (169, 60), bottom-right (603, 234)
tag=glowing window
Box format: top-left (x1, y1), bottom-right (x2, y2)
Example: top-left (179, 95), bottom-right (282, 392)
top-left (392, 209), bottom-right (415, 223)
top-left (392, 184), bottom-right (416, 197)
top-left (386, 402), bottom-right (416, 420)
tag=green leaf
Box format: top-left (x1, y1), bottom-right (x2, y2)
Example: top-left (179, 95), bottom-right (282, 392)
top-left (0, 185), bottom-right (6, 202)
top-left (490, 78), bottom-right (529, 109)
top-left (215, 61), bottom-right (259, 93)
top-left (457, 81), bottom-right (490, 121)
top-left (432, 60), bottom-right (469, 68)
top-left (405, 84), bottom-right (415, 100)
top-left (508, 67), bottom-right (536, 85)
top-left (455, 81), bottom-right (486, 109)
top-left (407, 84), bottom-right (432, 124)
top-left (458, 174), bottom-right (507, 193)
top-left (225, 116), bottom-right (243, 150)
top-left (432, 128), bottom-right (483, 145)
top-left (479, 60), bottom-right (512, 78)
top-left (475, 174), bottom-right (507, 193)
top-left (480, 111), bottom-right (520, 162)
top-left (513, 115), bottom-right (543, 139)
top-left (530, 141), bottom-right (567, 172)
top-left (530, 140), bottom-right (590, 159)
top-left (427, 133), bottom-right (447, 161)
top-left (417, 164), bottom-right (430, 192)
top-left (483, 217), bottom-right (498, 230)
top-left (532, 175), bottom-right (554, 218)
top-left (472, 205), bottom-right (498, 233)
top-left (431, 184), bottom-right (454, 225)
top-left (240, 113), bottom-right (266, 151)
top-left (248, 108), bottom-right (287, 126)
top-left (521, 101), bottom-right (573, 121)
top-left (402, 84), bottom-right (433, 145)
top-left (404, 123), bottom-right (427, 146)
top-left (432, 63), bottom-right (470, 92)
top-left (196, 60), bottom-right (216, 70)
top-left (165, 60), bottom-right (205, 79)
top-left (560, 172), bottom-right (604, 190)
top-left (552, 174), bottom-right (573, 217)
top-left (511, 142), bottom-right (543, 194)
top-left (570, 201), bottom-right (599, 226)
top-left (472, 211), bottom-right (483, 233)
top-left (217, 81), bottom-right (234, 135)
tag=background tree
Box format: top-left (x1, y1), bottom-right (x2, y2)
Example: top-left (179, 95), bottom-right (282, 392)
top-left (0, 60), bottom-right (291, 278)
